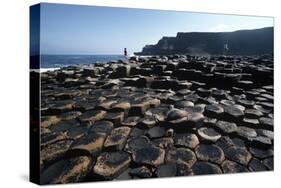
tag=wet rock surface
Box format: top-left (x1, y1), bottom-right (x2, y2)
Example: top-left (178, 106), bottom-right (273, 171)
top-left (40, 54), bottom-right (273, 183)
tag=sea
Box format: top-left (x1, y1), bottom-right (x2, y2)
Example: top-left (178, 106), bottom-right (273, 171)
top-left (40, 54), bottom-right (127, 72)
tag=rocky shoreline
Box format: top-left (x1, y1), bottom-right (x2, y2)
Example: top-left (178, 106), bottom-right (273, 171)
top-left (39, 54), bottom-right (273, 184)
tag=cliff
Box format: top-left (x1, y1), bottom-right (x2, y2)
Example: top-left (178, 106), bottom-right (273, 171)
top-left (135, 27), bottom-right (273, 56)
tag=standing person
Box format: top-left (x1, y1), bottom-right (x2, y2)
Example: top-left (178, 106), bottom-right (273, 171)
top-left (124, 48), bottom-right (127, 57)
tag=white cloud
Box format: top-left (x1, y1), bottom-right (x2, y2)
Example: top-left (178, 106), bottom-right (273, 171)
top-left (209, 24), bottom-right (230, 32)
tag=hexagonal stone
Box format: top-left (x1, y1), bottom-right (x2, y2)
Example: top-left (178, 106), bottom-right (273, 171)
top-left (66, 126), bottom-right (89, 140)
top-left (145, 106), bottom-right (169, 122)
top-left (115, 168), bottom-right (131, 180)
top-left (237, 99), bottom-right (255, 108)
top-left (237, 126), bottom-right (257, 140)
top-left (249, 158), bottom-right (267, 172)
top-left (175, 101), bottom-right (194, 109)
top-left (249, 147), bottom-right (273, 159)
top-left (73, 101), bottom-right (97, 112)
top-left (167, 95), bottom-right (184, 103)
top-left (41, 139), bottom-right (73, 164)
top-left (221, 160), bottom-right (249, 173)
top-left (152, 137), bottom-right (174, 149)
top-left (174, 133), bottom-right (199, 149)
top-left (215, 120), bottom-right (238, 134)
top-left (197, 127), bottom-right (221, 142)
top-left (41, 116), bottom-right (60, 128)
top-left (156, 163), bottom-right (177, 177)
top-left (187, 113), bottom-right (204, 127)
top-left (129, 127), bottom-right (145, 137)
top-left (187, 104), bottom-right (206, 114)
top-left (70, 132), bottom-right (106, 155)
top-left (98, 100), bottom-right (116, 110)
top-left (45, 101), bottom-right (74, 115)
top-left (216, 136), bottom-right (235, 151)
top-left (111, 101), bottom-right (131, 112)
top-left (129, 166), bottom-right (152, 178)
top-left (93, 151), bottom-right (131, 179)
top-left (223, 105), bottom-right (244, 119)
top-left (125, 136), bottom-right (152, 153)
top-left (254, 105), bottom-right (271, 114)
top-left (232, 137), bottom-right (246, 148)
top-left (256, 129), bottom-right (274, 140)
top-left (203, 117), bottom-right (217, 126)
top-left (104, 112), bottom-right (124, 125)
top-left (166, 108), bottom-right (188, 124)
top-left (50, 119), bottom-right (80, 133)
top-left (147, 98), bottom-right (161, 108)
top-left (220, 99), bottom-right (235, 106)
top-left (224, 146), bottom-right (252, 166)
top-left (204, 104), bottom-right (224, 118)
top-left (259, 117), bottom-right (274, 130)
top-left (248, 136), bottom-right (272, 147)
top-left (192, 162), bottom-right (222, 175)
top-left (40, 160), bottom-right (68, 184)
top-left (177, 89), bottom-right (191, 96)
top-left (89, 120), bottom-right (114, 135)
top-left (147, 126), bottom-right (166, 139)
top-left (104, 127), bottom-right (131, 150)
top-left (263, 157), bottom-right (273, 170)
top-left (140, 115), bottom-right (157, 128)
top-left (245, 109), bottom-right (263, 119)
top-left (78, 110), bottom-right (107, 125)
top-left (176, 163), bottom-right (194, 176)
top-left (122, 116), bottom-right (140, 127)
top-left (41, 132), bottom-right (68, 147)
top-left (197, 88), bottom-right (212, 97)
top-left (165, 148), bottom-right (196, 167)
top-left (132, 145), bottom-right (165, 166)
top-left (52, 156), bottom-right (92, 184)
top-left (243, 118), bottom-right (259, 127)
top-left (195, 144), bottom-right (225, 164)
top-left (129, 100), bottom-right (150, 116)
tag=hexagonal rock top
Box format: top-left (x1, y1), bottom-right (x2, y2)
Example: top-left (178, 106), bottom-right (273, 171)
top-left (197, 127), bottom-right (221, 142)
top-left (165, 147), bottom-right (196, 167)
top-left (104, 126), bottom-right (131, 150)
top-left (166, 108), bottom-right (188, 124)
top-left (129, 166), bottom-right (152, 178)
top-left (41, 139), bottom-right (73, 164)
top-left (237, 126), bottom-right (257, 140)
top-left (52, 156), bottom-right (92, 184)
top-left (224, 146), bottom-right (252, 166)
top-left (204, 104), bottom-right (224, 117)
top-left (215, 120), bottom-right (238, 134)
top-left (174, 133), bottom-right (200, 149)
top-left (78, 110), bottom-right (107, 124)
top-left (70, 132), bottom-right (106, 155)
top-left (221, 160), bottom-right (249, 173)
top-left (223, 105), bottom-right (244, 119)
top-left (93, 151), bottom-right (131, 179)
top-left (132, 145), bottom-right (165, 166)
top-left (192, 161), bottom-right (222, 175)
top-left (195, 144), bottom-right (225, 164)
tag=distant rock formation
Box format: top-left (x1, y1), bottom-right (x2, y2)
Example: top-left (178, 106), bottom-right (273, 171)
top-left (135, 27), bottom-right (273, 56)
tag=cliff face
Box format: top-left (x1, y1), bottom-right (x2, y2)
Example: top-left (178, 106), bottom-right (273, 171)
top-left (135, 27), bottom-right (273, 56)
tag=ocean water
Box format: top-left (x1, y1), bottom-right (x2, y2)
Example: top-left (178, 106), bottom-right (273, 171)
top-left (41, 55), bottom-right (126, 69)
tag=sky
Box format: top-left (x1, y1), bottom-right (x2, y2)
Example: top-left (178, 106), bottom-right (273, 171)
top-left (39, 3), bottom-right (273, 55)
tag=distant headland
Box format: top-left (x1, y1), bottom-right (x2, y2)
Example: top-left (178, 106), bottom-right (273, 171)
top-left (135, 27), bottom-right (273, 56)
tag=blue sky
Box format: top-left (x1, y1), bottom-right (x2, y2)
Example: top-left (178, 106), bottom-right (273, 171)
top-left (40, 3), bottom-right (273, 55)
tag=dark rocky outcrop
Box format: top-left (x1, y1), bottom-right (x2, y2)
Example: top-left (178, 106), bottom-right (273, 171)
top-left (135, 27), bottom-right (273, 56)
top-left (40, 54), bottom-right (273, 184)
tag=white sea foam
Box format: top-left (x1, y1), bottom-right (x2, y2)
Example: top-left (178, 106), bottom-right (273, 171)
top-left (40, 67), bottom-right (60, 73)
